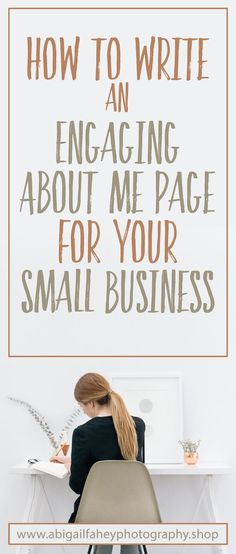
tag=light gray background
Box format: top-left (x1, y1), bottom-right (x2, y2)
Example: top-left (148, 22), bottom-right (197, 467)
top-left (9, 3), bottom-right (226, 356)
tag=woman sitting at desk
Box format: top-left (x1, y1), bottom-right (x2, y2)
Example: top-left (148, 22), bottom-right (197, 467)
top-left (51, 372), bottom-right (145, 554)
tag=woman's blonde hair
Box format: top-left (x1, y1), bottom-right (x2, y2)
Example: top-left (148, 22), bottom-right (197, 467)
top-left (74, 372), bottom-right (138, 460)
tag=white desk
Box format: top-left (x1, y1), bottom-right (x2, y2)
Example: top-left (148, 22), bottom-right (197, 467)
top-left (12, 460), bottom-right (231, 476)
top-left (148, 462), bottom-right (231, 475)
top-left (11, 462), bottom-right (230, 554)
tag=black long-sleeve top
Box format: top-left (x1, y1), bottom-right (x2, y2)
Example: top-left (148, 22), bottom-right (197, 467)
top-left (69, 415), bottom-right (145, 497)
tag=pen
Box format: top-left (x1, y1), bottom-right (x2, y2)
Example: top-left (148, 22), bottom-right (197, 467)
top-left (53, 445), bottom-right (63, 457)
top-left (53, 442), bottom-right (69, 457)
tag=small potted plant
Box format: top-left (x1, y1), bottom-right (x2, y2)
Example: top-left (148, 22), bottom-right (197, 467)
top-left (178, 439), bottom-right (201, 465)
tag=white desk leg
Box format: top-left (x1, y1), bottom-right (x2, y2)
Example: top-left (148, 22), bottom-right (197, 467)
top-left (37, 477), bottom-right (55, 522)
top-left (14, 475), bottom-right (42, 554)
top-left (206, 475), bottom-right (228, 554)
top-left (178, 476), bottom-right (208, 554)
top-left (14, 475), bottom-right (66, 554)
top-left (37, 476), bottom-right (66, 554)
top-left (191, 476), bottom-right (208, 523)
top-left (178, 476), bottom-right (228, 554)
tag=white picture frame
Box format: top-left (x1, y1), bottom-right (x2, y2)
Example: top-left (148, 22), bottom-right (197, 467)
top-left (111, 373), bottom-right (183, 463)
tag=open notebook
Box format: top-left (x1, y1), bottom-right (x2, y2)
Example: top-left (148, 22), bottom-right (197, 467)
top-left (31, 461), bottom-right (69, 479)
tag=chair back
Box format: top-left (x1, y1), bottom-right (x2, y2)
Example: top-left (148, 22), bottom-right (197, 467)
top-left (75, 460), bottom-right (162, 524)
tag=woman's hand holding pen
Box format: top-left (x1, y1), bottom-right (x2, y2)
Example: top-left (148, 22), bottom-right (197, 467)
top-left (50, 445), bottom-right (71, 471)
top-left (50, 454), bottom-right (71, 471)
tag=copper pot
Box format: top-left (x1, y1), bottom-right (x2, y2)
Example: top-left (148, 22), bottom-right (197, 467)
top-left (61, 443), bottom-right (69, 455)
top-left (184, 451), bottom-right (199, 465)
